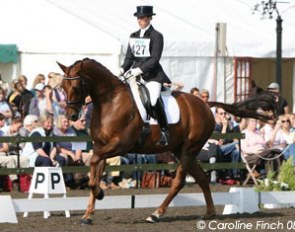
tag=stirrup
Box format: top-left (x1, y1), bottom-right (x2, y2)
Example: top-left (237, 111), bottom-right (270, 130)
top-left (156, 131), bottom-right (169, 146)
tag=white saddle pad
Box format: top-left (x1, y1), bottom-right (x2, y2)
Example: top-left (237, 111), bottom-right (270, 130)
top-left (130, 86), bottom-right (180, 125)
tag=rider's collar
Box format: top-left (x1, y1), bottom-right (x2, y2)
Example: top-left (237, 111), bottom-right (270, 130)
top-left (140, 24), bottom-right (151, 37)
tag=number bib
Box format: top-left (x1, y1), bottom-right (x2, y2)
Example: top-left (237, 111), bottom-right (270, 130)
top-left (129, 38), bottom-right (151, 57)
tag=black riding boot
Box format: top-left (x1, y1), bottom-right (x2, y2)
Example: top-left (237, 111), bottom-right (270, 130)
top-left (153, 99), bottom-right (170, 146)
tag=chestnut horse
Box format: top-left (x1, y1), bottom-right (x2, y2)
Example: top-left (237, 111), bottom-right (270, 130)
top-left (59, 58), bottom-right (276, 224)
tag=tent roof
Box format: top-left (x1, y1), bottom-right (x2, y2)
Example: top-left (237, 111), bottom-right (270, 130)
top-left (0, 0), bottom-right (294, 57)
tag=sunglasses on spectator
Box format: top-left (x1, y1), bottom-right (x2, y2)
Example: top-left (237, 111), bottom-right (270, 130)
top-left (281, 120), bottom-right (290, 123)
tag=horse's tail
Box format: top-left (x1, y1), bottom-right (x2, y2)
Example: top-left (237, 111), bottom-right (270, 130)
top-left (208, 91), bottom-right (278, 122)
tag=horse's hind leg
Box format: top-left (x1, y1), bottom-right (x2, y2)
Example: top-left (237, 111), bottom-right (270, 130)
top-left (188, 161), bottom-right (216, 218)
top-left (146, 164), bottom-right (186, 223)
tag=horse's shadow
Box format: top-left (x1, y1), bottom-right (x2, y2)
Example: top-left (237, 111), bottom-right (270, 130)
top-left (132, 211), bottom-right (285, 224)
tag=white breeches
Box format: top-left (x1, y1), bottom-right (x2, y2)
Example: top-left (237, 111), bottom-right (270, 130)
top-left (145, 81), bottom-right (161, 106)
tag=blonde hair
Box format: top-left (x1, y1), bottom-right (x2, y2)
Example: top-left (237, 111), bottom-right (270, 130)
top-left (47, 73), bottom-right (63, 89)
top-left (32, 74), bottom-right (46, 89)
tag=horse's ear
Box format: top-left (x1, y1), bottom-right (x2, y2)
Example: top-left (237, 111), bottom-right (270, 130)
top-left (56, 61), bottom-right (67, 73)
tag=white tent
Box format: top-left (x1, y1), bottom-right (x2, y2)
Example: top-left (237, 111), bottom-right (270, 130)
top-left (0, 0), bottom-right (294, 103)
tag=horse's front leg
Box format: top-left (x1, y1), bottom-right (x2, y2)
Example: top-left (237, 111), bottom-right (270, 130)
top-left (81, 157), bottom-right (105, 224)
top-left (146, 164), bottom-right (186, 223)
top-left (81, 137), bottom-right (124, 224)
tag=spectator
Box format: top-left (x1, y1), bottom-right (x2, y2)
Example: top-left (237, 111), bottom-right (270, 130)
top-left (0, 73), bottom-right (9, 96)
top-left (0, 116), bottom-right (29, 167)
top-left (268, 115), bottom-right (290, 150)
top-left (70, 114), bottom-right (93, 188)
top-left (190, 87), bottom-right (200, 97)
top-left (83, 95), bottom-right (93, 133)
top-left (47, 72), bottom-right (66, 116)
top-left (31, 74), bottom-right (46, 96)
top-left (28, 83), bottom-right (45, 117)
top-left (7, 81), bottom-right (23, 114)
top-left (0, 87), bottom-right (13, 125)
top-left (19, 115), bottom-right (39, 165)
top-left (200, 89), bottom-right (210, 104)
top-left (18, 75), bottom-right (33, 117)
top-left (43, 85), bottom-right (60, 125)
top-left (119, 153), bottom-right (157, 188)
top-left (70, 114), bottom-right (93, 166)
top-left (278, 114), bottom-right (295, 165)
top-left (0, 115), bottom-right (29, 189)
top-left (21, 114), bottom-right (66, 167)
top-left (241, 118), bottom-right (282, 175)
top-left (214, 107), bottom-right (240, 181)
top-left (54, 115), bottom-right (78, 164)
top-left (267, 82), bottom-right (289, 115)
top-left (100, 156), bottom-right (128, 190)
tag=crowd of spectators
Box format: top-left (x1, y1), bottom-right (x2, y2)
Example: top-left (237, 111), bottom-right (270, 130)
top-left (0, 73), bottom-right (176, 191)
top-left (0, 73), bottom-right (294, 191)
top-left (189, 82), bottom-right (294, 185)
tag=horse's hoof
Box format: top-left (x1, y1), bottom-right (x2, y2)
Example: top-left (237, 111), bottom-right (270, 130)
top-left (145, 215), bottom-right (160, 223)
top-left (80, 218), bottom-right (93, 225)
top-left (96, 189), bottom-right (105, 200)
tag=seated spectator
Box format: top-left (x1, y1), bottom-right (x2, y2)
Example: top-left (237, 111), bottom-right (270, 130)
top-left (31, 74), bottom-right (46, 97)
top-left (7, 81), bottom-right (24, 115)
top-left (54, 115), bottom-right (78, 164)
top-left (278, 114), bottom-right (295, 165)
top-left (18, 75), bottom-right (33, 117)
top-left (0, 115), bottom-right (29, 190)
top-left (241, 118), bottom-right (283, 175)
top-left (28, 83), bottom-right (45, 117)
top-left (70, 114), bottom-right (93, 166)
top-left (100, 156), bottom-right (129, 190)
top-left (0, 87), bottom-right (13, 125)
top-left (70, 114), bottom-right (93, 188)
top-left (260, 116), bottom-right (288, 151)
top-left (190, 87), bottom-right (200, 97)
top-left (200, 89), bottom-right (210, 103)
top-left (47, 72), bottom-right (66, 116)
top-left (0, 116), bottom-right (29, 167)
top-left (214, 107), bottom-right (241, 181)
top-left (22, 114), bottom-right (66, 167)
top-left (0, 155), bottom-right (19, 190)
top-left (120, 153), bottom-right (157, 188)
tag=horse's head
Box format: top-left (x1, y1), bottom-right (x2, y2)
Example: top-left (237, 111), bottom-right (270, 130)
top-left (58, 60), bottom-right (87, 121)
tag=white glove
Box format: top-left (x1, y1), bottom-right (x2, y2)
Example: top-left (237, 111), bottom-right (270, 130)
top-left (130, 67), bottom-right (143, 77)
top-left (117, 68), bottom-right (124, 76)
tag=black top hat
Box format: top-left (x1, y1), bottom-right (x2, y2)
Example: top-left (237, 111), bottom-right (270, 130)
top-left (134, 6), bottom-right (156, 17)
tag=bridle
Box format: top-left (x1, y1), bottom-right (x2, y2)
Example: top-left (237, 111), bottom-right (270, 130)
top-left (63, 76), bottom-right (88, 108)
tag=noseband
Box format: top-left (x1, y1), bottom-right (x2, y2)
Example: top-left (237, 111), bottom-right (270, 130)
top-left (63, 76), bottom-right (88, 108)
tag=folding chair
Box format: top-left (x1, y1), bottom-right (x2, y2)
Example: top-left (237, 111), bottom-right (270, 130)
top-left (241, 152), bottom-right (258, 186)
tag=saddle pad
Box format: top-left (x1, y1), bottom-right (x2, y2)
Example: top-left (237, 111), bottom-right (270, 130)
top-left (130, 85), bottom-right (180, 125)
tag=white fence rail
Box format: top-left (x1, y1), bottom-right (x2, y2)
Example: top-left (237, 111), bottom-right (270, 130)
top-left (1, 187), bottom-right (295, 224)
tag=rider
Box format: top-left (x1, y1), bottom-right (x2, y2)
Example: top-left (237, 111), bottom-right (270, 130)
top-left (118, 5), bottom-right (171, 146)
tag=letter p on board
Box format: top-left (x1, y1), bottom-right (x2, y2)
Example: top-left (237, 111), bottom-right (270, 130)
top-left (29, 167), bottom-right (66, 194)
